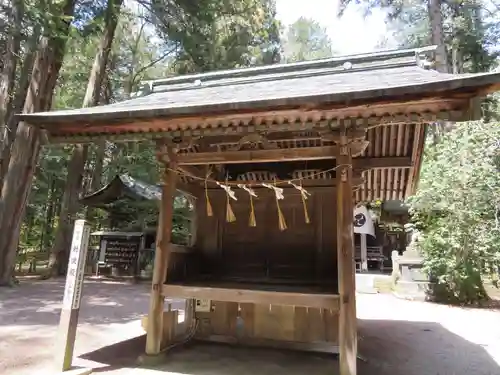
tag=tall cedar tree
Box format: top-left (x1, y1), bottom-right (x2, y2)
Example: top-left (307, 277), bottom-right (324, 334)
top-left (0, 0), bottom-right (77, 285)
top-left (47, 0), bottom-right (124, 277)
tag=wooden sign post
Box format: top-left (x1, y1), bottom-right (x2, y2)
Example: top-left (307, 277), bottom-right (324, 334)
top-left (55, 219), bottom-right (91, 372)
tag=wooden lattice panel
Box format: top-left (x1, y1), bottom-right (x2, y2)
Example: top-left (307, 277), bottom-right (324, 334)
top-left (292, 169), bottom-right (332, 180)
top-left (236, 171), bottom-right (278, 181)
top-left (194, 301), bottom-right (339, 346)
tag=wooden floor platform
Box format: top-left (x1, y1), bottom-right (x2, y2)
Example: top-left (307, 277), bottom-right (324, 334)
top-left (162, 281), bottom-right (340, 309)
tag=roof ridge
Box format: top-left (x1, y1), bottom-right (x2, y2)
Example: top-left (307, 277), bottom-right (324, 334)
top-left (152, 60), bottom-right (421, 95)
top-left (142, 45), bottom-right (438, 92)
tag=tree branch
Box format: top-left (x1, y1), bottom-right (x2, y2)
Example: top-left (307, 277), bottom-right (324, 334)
top-left (131, 43), bottom-right (179, 84)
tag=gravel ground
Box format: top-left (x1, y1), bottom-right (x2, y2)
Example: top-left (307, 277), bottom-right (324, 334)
top-left (0, 279), bottom-right (499, 375)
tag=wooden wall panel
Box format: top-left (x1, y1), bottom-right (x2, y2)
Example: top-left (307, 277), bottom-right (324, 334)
top-left (210, 301), bottom-right (239, 336)
top-left (318, 189), bottom-right (337, 281)
top-left (194, 193), bottom-right (224, 275)
top-left (221, 194), bottom-right (268, 278)
top-left (194, 187), bottom-right (338, 283)
top-left (194, 302), bottom-right (339, 346)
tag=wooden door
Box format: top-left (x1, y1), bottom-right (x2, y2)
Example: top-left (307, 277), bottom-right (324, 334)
top-left (221, 194), bottom-right (268, 279)
top-left (267, 194), bottom-right (316, 280)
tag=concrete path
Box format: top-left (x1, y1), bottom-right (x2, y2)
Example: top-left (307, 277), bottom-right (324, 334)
top-left (0, 279), bottom-right (499, 375)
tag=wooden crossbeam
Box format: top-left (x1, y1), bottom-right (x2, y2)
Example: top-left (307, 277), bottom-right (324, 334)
top-left (176, 144), bottom-right (378, 165)
top-left (177, 146), bottom-right (339, 165)
top-left (177, 146), bottom-right (412, 171)
top-left (162, 284), bottom-right (340, 310)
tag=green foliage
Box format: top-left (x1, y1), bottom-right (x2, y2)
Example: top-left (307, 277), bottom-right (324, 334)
top-left (408, 121), bottom-right (500, 304)
top-left (14, 1), bottom-right (284, 270)
top-left (281, 17), bottom-right (334, 62)
top-left (148, 0), bottom-right (282, 72)
top-left (341, 0), bottom-right (500, 74)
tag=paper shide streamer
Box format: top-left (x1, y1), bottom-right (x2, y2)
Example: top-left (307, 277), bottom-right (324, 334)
top-left (238, 184), bottom-right (258, 227)
top-left (288, 181), bottom-right (311, 224)
top-left (217, 181), bottom-right (237, 222)
top-left (204, 179), bottom-right (213, 217)
top-left (262, 182), bottom-right (287, 231)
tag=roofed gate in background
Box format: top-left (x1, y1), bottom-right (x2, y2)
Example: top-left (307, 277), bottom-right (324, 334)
top-left (20, 46), bottom-right (500, 375)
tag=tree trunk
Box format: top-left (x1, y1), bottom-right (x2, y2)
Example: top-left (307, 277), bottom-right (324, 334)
top-left (86, 139), bottom-right (106, 222)
top-left (46, 0), bottom-right (123, 277)
top-left (427, 0), bottom-right (450, 144)
top-left (0, 0), bottom-right (77, 286)
top-left (0, 0), bottom-right (24, 126)
top-left (86, 73), bottom-right (112, 220)
top-left (427, 0), bottom-right (448, 73)
top-left (0, 0), bottom-right (25, 187)
top-left (40, 175), bottom-right (57, 253)
top-left (47, 145), bottom-right (88, 276)
top-left (91, 141), bottom-right (106, 192)
top-left (0, 27), bottom-right (41, 192)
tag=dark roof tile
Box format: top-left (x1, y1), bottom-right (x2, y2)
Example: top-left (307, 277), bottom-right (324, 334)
top-left (18, 46), bottom-right (500, 125)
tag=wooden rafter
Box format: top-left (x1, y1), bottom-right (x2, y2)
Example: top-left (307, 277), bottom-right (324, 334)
top-left (42, 96), bottom-right (469, 138)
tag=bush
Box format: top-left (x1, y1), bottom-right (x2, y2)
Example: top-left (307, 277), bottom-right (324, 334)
top-left (408, 121), bottom-right (500, 305)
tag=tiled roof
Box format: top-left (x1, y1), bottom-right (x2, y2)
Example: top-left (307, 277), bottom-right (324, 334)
top-left (80, 174), bottom-right (160, 207)
top-left (19, 45), bottom-right (500, 126)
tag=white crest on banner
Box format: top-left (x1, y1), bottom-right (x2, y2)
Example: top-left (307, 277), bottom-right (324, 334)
top-left (353, 205), bottom-right (376, 238)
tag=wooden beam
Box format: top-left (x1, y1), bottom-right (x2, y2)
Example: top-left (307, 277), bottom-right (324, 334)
top-left (336, 130), bottom-right (357, 375)
top-left (145, 146), bottom-right (178, 355)
top-left (176, 144), bottom-right (367, 165)
top-left (161, 284), bottom-right (340, 310)
top-left (177, 146), bottom-right (339, 165)
top-left (353, 156), bottom-right (412, 170)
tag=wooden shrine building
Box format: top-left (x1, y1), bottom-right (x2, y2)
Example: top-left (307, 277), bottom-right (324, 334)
top-left (20, 46), bottom-right (500, 375)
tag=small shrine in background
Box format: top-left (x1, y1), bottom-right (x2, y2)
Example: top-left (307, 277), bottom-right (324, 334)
top-left (81, 174), bottom-right (193, 278)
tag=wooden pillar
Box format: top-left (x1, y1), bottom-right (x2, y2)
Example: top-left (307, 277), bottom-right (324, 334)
top-left (145, 144), bottom-right (178, 355)
top-left (336, 128), bottom-right (357, 375)
top-left (360, 234), bottom-right (368, 272)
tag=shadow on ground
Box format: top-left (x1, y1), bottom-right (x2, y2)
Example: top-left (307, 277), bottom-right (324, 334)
top-left (79, 319), bottom-right (500, 375)
top-left (0, 279), bottom-right (156, 326)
